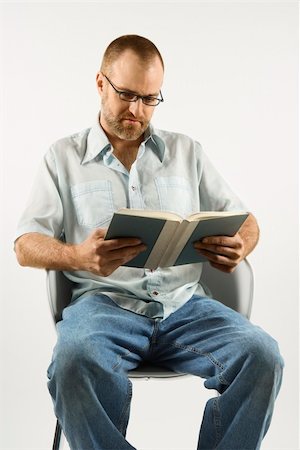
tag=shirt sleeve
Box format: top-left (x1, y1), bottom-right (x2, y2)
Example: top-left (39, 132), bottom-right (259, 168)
top-left (14, 147), bottom-right (64, 241)
top-left (196, 141), bottom-right (248, 212)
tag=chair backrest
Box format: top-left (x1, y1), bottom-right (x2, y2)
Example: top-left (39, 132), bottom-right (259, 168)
top-left (201, 259), bottom-right (254, 319)
top-left (47, 259), bottom-right (254, 325)
top-left (47, 270), bottom-right (74, 324)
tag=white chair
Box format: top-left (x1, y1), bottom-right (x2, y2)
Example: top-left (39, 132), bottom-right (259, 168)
top-left (47, 259), bottom-right (254, 450)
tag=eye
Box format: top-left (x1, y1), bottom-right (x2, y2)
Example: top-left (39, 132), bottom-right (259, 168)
top-left (120, 92), bottom-right (137, 101)
top-left (143, 96), bottom-right (158, 105)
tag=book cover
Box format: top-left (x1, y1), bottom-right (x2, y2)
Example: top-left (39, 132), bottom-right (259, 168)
top-left (105, 209), bottom-right (249, 269)
top-left (105, 214), bottom-right (172, 268)
top-left (174, 214), bottom-right (248, 266)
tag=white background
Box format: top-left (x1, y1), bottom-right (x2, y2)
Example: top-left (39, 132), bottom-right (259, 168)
top-left (0, 1), bottom-right (299, 449)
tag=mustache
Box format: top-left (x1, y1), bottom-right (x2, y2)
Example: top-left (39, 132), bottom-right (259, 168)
top-left (120, 115), bottom-right (144, 123)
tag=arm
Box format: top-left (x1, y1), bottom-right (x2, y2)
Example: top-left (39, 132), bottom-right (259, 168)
top-left (194, 213), bottom-right (259, 273)
top-left (15, 229), bottom-right (146, 277)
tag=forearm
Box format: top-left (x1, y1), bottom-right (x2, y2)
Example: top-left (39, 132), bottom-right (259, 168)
top-left (15, 233), bottom-right (79, 270)
top-left (15, 230), bottom-right (146, 276)
top-left (238, 213), bottom-right (260, 258)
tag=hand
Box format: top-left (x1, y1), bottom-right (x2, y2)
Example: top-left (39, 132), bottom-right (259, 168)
top-left (75, 228), bottom-right (147, 276)
top-left (194, 233), bottom-right (245, 273)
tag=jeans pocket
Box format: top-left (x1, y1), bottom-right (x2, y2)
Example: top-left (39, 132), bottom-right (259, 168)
top-left (155, 176), bottom-right (194, 217)
top-left (71, 180), bottom-right (114, 228)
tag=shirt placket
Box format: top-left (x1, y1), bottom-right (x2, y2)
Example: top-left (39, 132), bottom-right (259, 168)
top-left (145, 268), bottom-right (165, 302)
top-left (104, 142), bottom-right (165, 312)
top-left (128, 163), bottom-right (144, 209)
top-left (127, 143), bottom-right (146, 209)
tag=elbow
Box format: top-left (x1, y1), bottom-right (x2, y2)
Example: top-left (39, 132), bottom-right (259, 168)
top-left (16, 255), bottom-right (27, 267)
top-left (246, 212), bottom-right (260, 249)
top-left (250, 213), bottom-right (260, 242)
top-left (14, 238), bottom-right (28, 267)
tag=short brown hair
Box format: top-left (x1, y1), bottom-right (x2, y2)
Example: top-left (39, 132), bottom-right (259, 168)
top-left (100, 34), bottom-right (164, 74)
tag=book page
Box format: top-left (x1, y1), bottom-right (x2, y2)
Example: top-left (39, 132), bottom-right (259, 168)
top-left (159, 220), bottom-right (194, 267)
top-left (145, 221), bottom-right (179, 269)
top-left (187, 210), bottom-right (247, 222)
top-left (117, 208), bottom-right (183, 221)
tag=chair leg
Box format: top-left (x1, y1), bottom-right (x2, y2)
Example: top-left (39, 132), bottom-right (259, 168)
top-left (52, 419), bottom-right (62, 450)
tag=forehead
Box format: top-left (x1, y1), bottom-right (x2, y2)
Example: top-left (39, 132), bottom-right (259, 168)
top-left (108, 50), bottom-right (164, 93)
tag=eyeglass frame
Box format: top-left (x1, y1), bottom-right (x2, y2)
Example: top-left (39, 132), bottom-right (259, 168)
top-left (102, 74), bottom-right (164, 107)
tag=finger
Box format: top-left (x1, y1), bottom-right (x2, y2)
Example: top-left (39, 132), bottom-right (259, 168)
top-left (209, 261), bottom-right (237, 273)
top-left (91, 228), bottom-right (107, 239)
top-left (196, 244), bottom-right (242, 260)
top-left (99, 247), bottom-right (147, 276)
top-left (99, 260), bottom-right (124, 277)
top-left (104, 244), bottom-right (147, 262)
top-left (200, 235), bottom-right (242, 248)
top-left (198, 249), bottom-right (238, 267)
top-left (102, 237), bottom-right (144, 250)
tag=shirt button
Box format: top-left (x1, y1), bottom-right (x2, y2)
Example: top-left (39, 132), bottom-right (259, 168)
top-left (131, 186), bottom-right (136, 191)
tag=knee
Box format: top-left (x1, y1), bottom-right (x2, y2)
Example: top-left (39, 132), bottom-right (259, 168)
top-left (47, 333), bottom-right (108, 389)
top-left (242, 327), bottom-right (284, 388)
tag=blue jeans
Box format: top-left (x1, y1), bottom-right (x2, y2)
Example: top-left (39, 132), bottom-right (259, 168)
top-left (47, 294), bottom-right (283, 450)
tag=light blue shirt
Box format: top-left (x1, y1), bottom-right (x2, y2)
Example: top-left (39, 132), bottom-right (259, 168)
top-left (16, 117), bottom-right (246, 319)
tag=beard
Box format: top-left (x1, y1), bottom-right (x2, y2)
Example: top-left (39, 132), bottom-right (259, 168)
top-left (101, 94), bottom-right (150, 141)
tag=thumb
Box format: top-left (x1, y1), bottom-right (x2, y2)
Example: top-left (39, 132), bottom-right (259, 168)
top-left (90, 228), bottom-right (107, 239)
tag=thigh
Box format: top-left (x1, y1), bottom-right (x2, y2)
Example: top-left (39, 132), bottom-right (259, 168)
top-left (153, 296), bottom-right (280, 383)
top-left (54, 294), bottom-right (153, 374)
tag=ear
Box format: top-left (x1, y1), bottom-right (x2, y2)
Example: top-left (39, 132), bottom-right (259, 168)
top-left (96, 72), bottom-right (104, 95)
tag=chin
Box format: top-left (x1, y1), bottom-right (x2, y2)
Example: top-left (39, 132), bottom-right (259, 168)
top-left (117, 128), bottom-right (145, 141)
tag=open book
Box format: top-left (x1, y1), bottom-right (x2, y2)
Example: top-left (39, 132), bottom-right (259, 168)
top-left (105, 208), bottom-right (249, 269)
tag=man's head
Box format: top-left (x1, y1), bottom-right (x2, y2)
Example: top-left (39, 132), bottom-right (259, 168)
top-left (96, 35), bottom-right (164, 144)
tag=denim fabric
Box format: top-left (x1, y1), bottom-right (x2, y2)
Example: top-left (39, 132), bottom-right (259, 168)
top-left (47, 294), bottom-right (283, 450)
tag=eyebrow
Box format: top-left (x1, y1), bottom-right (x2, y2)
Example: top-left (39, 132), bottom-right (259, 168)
top-left (118, 85), bottom-right (160, 98)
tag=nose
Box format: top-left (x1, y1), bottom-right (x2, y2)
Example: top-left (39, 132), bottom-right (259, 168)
top-left (128, 98), bottom-right (144, 116)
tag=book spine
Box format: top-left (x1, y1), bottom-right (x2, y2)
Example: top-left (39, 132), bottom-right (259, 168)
top-left (144, 221), bottom-right (179, 269)
top-left (159, 221), bottom-right (198, 267)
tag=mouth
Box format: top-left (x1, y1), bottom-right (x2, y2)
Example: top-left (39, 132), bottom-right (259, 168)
top-left (122, 118), bottom-right (142, 124)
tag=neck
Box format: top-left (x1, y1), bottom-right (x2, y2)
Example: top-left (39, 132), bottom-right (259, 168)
top-left (110, 133), bottom-right (144, 154)
top-left (99, 112), bottom-right (148, 169)
top-left (113, 147), bottom-right (139, 171)
top-left (100, 124), bottom-right (145, 171)
top-left (113, 138), bottom-right (144, 172)
top-left (109, 133), bottom-right (143, 171)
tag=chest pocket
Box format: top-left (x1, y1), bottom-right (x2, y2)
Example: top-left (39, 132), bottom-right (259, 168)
top-left (71, 180), bottom-right (114, 228)
top-left (155, 176), bottom-right (194, 218)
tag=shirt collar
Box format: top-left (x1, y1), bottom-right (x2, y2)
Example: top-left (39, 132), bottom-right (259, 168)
top-left (145, 124), bottom-right (165, 162)
top-left (81, 114), bottom-right (165, 165)
top-left (81, 118), bottom-right (111, 164)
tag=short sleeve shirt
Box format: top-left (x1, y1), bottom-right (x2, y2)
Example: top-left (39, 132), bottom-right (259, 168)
top-left (15, 118), bottom-right (246, 319)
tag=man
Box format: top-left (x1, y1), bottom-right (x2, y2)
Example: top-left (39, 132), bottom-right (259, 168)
top-left (15, 35), bottom-right (283, 450)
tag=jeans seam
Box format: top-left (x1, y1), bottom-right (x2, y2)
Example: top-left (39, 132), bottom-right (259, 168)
top-left (150, 319), bottom-right (160, 344)
top-left (213, 396), bottom-right (222, 448)
top-left (118, 379), bottom-right (132, 436)
top-left (112, 349), bottom-right (132, 371)
top-left (148, 319), bottom-right (160, 356)
top-left (158, 340), bottom-right (230, 385)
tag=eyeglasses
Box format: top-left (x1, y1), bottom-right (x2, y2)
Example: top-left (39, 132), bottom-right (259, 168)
top-left (103, 74), bottom-right (164, 107)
